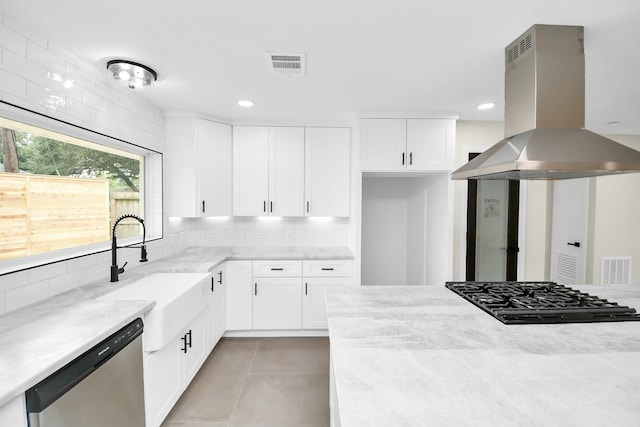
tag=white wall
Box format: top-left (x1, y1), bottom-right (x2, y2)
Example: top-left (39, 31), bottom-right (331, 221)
top-left (0, 10), bottom-right (170, 314)
top-left (590, 135), bottom-right (640, 285)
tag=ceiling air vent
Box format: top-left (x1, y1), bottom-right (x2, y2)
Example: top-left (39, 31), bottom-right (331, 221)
top-left (506, 32), bottom-right (533, 65)
top-left (266, 52), bottom-right (306, 75)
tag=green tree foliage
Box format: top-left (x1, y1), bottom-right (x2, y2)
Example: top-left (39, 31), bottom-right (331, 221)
top-left (1, 127), bottom-right (140, 192)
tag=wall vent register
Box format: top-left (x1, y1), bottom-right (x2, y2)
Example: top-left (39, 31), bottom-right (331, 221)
top-left (445, 281), bottom-right (640, 324)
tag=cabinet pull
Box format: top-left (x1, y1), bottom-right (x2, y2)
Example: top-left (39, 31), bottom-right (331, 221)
top-left (217, 270), bottom-right (223, 285)
top-left (254, 282), bottom-right (258, 296)
top-left (305, 282), bottom-right (308, 295)
top-left (409, 152), bottom-right (413, 165)
top-left (270, 268), bottom-right (284, 271)
top-left (181, 334), bottom-right (188, 353)
top-left (187, 329), bottom-right (192, 348)
top-left (263, 201), bottom-right (266, 212)
top-left (202, 200), bottom-right (206, 213)
top-left (307, 201), bottom-right (310, 213)
top-left (321, 267), bottom-right (334, 271)
top-left (270, 201), bottom-right (273, 213)
top-left (402, 152), bottom-right (405, 165)
top-left (211, 277), bottom-right (215, 292)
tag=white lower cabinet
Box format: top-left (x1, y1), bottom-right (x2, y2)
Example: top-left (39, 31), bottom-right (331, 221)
top-left (0, 395), bottom-right (27, 427)
top-left (253, 277), bottom-right (303, 329)
top-left (206, 265), bottom-right (227, 352)
top-left (225, 260), bottom-right (254, 330)
top-left (303, 260), bottom-right (352, 330)
top-left (143, 309), bottom-right (208, 427)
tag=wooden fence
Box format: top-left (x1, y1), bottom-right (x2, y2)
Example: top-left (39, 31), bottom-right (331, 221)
top-left (0, 173), bottom-right (141, 260)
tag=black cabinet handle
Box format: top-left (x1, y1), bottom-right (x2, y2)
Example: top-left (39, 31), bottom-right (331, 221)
top-left (321, 267), bottom-right (334, 271)
top-left (217, 270), bottom-right (223, 285)
top-left (402, 152), bottom-right (405, 165)
top-left (263, 201), bottom-right (266, 212)
top-left (409, 152), bottom-right (413, 165)
top-left (305, 282), bottom-right (308, 295)
top-left (307, 201), bottom-right (310, 213)
top-left (270, 201), bottom-right (273, 213)
top-left (567, 242), bottom-right (581, 248)
top-left (211, 277), bottom-right (214, 292)
top-left (181, 334), bottom-right (188, 353)
top-left (202, 200), bottom-right (206, 213)
top-left (187, 330), bottom-right (192, 348)
top-left (254, 283), bottom-right (258, 296)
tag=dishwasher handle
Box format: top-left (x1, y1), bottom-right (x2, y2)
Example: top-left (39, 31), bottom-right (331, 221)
top-left (25, 318), bottom-right (144, 412)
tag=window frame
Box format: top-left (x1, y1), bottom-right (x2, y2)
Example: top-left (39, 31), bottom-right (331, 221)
top-left (0, 101), bottom-right (163, 275)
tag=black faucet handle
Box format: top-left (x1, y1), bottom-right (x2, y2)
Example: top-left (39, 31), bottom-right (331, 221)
top-left (118, 261), bottom-right (128, 274)
top-left (140, 245), bottom-right (148, 262)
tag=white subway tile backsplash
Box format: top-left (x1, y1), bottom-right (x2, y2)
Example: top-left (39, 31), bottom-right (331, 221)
top-left (0, 67), bottom-right (27, 98)
top-left (47, 40), bottom-right (82, 69)
top-left (5, 279), bottom-right (50, 312)
top-left (27, 262), bottom-right (68, 284)
top-left (27, 40), bottom-right (65, 75)
top-left (82, 87), bottom-right (108, 114)
top-left (3, 48), bottom-right (47, 86)
top-left (0, 24), bottom-right (27, 56)
top-left (0, 270), bottom-right (29, 292)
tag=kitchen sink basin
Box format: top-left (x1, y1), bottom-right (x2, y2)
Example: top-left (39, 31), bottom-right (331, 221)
top-left (99, 273), bottom-right (210, 351)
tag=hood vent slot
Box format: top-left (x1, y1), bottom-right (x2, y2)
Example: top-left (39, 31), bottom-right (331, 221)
top-left (507, 33), bottom-right (533, 64)
top-left (266, 52), bottom-right (306, 75)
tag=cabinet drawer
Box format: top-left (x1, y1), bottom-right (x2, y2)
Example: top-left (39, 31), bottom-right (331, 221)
top-left (253, 260), bottom-right (302, 277)
top-left (303, 260), bottom-right (352, 277)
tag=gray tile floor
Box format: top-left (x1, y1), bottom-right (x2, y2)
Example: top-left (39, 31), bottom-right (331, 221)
top-left (161, 337), bottom-right (330, 427)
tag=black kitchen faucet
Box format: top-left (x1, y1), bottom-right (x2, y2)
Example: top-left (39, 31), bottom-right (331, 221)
top-left (110, 214), bottom-right (148, 282)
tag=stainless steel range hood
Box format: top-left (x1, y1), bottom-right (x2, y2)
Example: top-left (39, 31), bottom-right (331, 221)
top-left (452, 24), bottom-right (640, 180)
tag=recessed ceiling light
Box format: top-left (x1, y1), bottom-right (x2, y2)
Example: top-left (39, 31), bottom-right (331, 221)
top-left (477, 102), bottom-right (495, 110)
top-left (238, 99), bottom-right (254, 108)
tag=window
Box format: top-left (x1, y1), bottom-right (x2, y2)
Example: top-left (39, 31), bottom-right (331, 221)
top-left (0, 105), bottom-right (162, 269)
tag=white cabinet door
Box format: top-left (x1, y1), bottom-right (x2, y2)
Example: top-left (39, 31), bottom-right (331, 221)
top-left (197, 119), bottom-right (232, 215)
top-left (166, 115), bottom-right (232, 217)
top-left (305, 127), bottom-right (351, 217)
top-left (212, 263), bottom-right (226, 345)
top-left (406, 119), bottom-right (453, 171)
top-left (182, 310), bottom-right (207, 385)
top-left (225, 260), bottom-right (253, 330)
top-left (253, 277), bottom-right (303, 330)
top-left (0, 396), bottom-right (27, 427)
top-left (268, 127), bottom-right (305, 216)
top-left (143, 340), bottom-right (182, 427)
top-left (302, 277), bottom-right (349, 329)
top-left (233, 126), bottom-right (269, 216)
top-left (359, 119), bottom-right (406, 171)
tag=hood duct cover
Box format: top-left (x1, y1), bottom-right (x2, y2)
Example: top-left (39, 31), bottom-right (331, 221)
top-left (451, 24), bottom-right (640, 180)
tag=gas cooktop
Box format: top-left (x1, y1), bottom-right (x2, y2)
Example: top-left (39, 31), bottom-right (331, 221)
top-left (445, 281), bottom-right (640, 324)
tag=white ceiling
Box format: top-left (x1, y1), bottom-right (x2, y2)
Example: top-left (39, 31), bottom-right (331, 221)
top-left (2, 0), bottom-right (639, 133)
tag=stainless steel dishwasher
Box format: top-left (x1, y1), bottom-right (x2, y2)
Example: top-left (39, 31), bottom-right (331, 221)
top-left (25, 318), bottom-right (145, 427)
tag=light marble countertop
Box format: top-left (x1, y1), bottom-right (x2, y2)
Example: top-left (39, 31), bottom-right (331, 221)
top-left (326, 284), bottom-right (640, 427)
top-left (0, 245), bottom-right (352, 407)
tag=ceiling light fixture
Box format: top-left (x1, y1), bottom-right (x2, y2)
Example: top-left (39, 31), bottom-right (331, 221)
top-left (477, 102), bottom-right (496, 110)
top-left (107, 60), bottom-right (157, 89)
top-left (238, 99), bottom-right (254, 108)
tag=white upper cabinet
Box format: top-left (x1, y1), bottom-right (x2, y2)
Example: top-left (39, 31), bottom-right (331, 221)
top-left (360, 118), bottom-right (455, 171)
top-left (166, 114), bottom-right (232, 217)
top-left (304, 127), bottom-right (351, 217)
top-left (233, 126), bottom-right (304, 216)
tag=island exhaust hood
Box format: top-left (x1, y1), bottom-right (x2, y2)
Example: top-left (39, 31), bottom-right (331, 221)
top-left (451, 24), bottom-right (640, 180)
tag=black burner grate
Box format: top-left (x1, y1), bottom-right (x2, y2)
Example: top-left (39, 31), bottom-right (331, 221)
top-left (445, 281), bottom-right (640, 324)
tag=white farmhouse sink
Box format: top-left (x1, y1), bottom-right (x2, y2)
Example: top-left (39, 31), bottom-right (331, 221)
top-left (99, 273), bottom-right (210, 351)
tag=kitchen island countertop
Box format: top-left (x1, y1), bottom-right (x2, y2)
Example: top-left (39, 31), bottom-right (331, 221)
top-left (326, 284), bottom-right (640, 426)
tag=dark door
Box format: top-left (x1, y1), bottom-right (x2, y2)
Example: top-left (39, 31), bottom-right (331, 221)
top-left (466, 153), bottom-right (520, 281)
